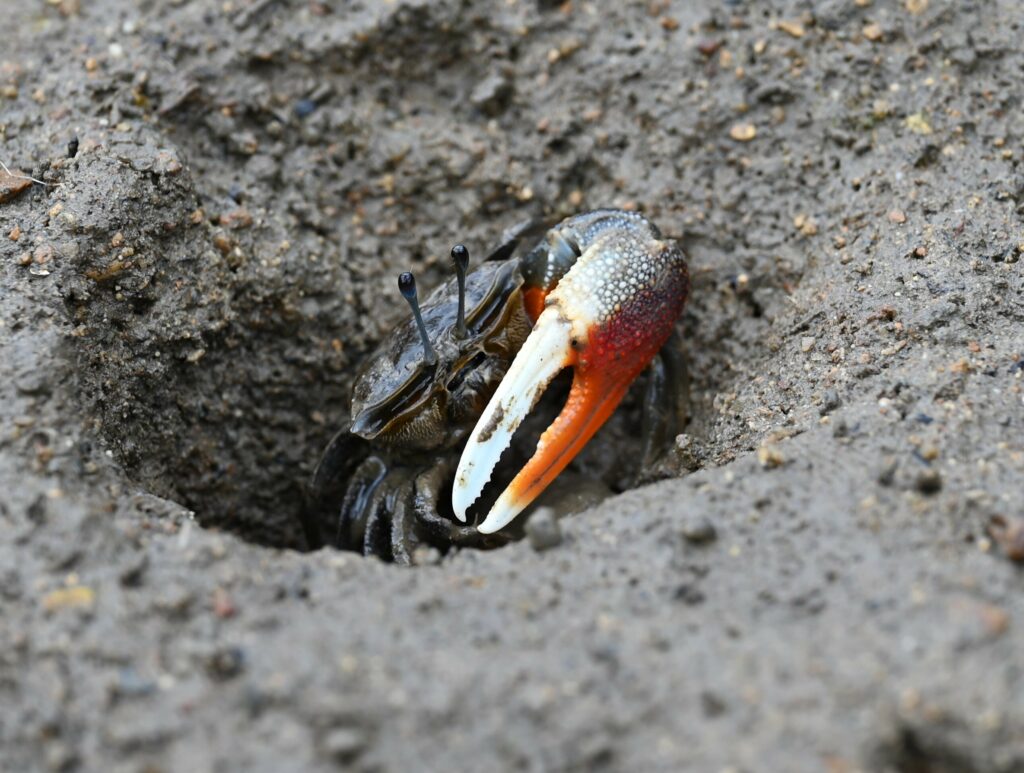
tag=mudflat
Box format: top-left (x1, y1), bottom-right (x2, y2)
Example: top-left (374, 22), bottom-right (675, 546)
top-left (1, 1), bottom-right (1022, 770)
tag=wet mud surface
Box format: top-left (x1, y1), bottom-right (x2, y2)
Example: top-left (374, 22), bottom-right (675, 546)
top-left (2, 0), bottom-right (1023, 770)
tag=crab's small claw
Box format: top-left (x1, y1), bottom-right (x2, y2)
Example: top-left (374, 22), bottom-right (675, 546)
top-left (452, 217), bottom-right (689, 534)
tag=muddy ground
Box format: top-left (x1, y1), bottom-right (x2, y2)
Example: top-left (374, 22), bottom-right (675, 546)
top-left (2, 0), bottom-right (1023, 770)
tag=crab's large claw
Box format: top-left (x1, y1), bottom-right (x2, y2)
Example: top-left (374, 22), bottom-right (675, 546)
top-left (452, 218), bottom-right (689, 534)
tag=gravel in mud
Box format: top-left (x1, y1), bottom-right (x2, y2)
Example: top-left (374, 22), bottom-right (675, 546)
top-left (1, 1), bottom-right (1023, 770)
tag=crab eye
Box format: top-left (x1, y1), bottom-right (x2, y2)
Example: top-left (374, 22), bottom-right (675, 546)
top-left (451, 244), bottom-right (470, 339)
top-left (398, 271), bottom-right (437, 366)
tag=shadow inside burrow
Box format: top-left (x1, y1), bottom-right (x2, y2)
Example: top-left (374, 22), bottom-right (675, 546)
top-left (54, 134), bottom-right (355, 551)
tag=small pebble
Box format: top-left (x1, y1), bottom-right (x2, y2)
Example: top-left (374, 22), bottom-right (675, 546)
top-left (905, 113), bottom-right (933, 135)
top-left (757, 443), bottom-right (785, 468)
top-left (674, 583), bottom-right (705, 605)
top-left (470, 72), bottom-right (513, 117)
top-left (293, 99), bottom-right (317, 119)
top-left (411, 546), bottom-right (442, 566)
top-left (15, 369), bottom-right (49, 396)
top-left (801, 336), bottom-right (816, 353)
top-left (525, 508), bottom-right (562, 551)
top-left (113, 667), bottom-right (157, 699)
top-left (322, 728), bottom-right (367, 762)
top-left (729, 123), bottom-right (757, 142)
top-left (229, 131), bottom-right (259, 155)
top-left (206, 647), bottom-right (245, 680)
top-left (680, 515), bottom-right (717, 545)
top-left (42, 585), bottom-right (95, 612)
top-left (988, 516), bottom-right (1024, 562)
top-left (819, 389), bottom-right (841, 415)
top-left (219, 207), bottom-right (253, 230)
top-left (777, 20), bottom-right (805, 38)
top-left (794, 214), bottom-right (818, 236)
top-left (862, 23), bottom-right (884, 41)
top-left (700, 691), bottom-right (728, 717)
top-left (213, 232), bottom-right (235, 255)
top-left (696, 39), bottom-right (723, 57)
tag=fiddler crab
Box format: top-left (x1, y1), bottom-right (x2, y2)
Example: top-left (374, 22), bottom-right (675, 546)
top-left (306, 210), bottom-right (690, 562)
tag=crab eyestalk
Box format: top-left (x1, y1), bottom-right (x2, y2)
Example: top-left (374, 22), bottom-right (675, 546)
top-left (398, 272), bottom-right (437, 366)
top-left (452, 215), bottom-right (689, 534)
top-left (451, 244), bottom-right (470, 338)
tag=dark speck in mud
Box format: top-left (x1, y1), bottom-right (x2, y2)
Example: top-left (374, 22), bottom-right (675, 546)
top-left (293, 99), bottom-right (317, 119)
top-left (915, 469), bottom-right (943, 495)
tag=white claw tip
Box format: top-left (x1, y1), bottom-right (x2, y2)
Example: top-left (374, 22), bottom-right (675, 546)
top-left (451, 465), bottom-right (474, 522)
top-left (476, 492), bottom-right (523, 534)
top-left (451, 309), bottom-right (573, 532)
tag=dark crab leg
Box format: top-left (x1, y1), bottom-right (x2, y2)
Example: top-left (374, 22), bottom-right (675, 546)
top-left (360, 467), bottom-right (400, 557)
top-left (453, 220), bottom-right (689, 534)
top-left (639, 330), bottom-right (689, 473)
top-left (336, 456), bottom-right (387, 550)
top-left (389, 480), bottom-right (416, 565)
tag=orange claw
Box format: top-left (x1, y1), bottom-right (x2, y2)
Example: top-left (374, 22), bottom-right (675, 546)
top-left (452, 211), bottom-right (689, 533)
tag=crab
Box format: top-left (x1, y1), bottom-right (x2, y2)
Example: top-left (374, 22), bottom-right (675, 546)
top-left (305, 210), bottom-right (690, 562)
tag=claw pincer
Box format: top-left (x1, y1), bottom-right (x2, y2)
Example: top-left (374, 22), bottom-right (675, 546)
top-left (453, 211), bottom-right (689, 533)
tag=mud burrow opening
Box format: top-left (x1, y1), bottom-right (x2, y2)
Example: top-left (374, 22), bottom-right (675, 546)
top-left (59, 143), bottom-right (764, 554)
top-left (57, 136), bottom-right (776, 554)
top-left (50, 134), bottom-right (340, 549)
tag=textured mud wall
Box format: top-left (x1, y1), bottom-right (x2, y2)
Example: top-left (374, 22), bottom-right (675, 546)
top-left (1, 0), bottom-right (1023, 771)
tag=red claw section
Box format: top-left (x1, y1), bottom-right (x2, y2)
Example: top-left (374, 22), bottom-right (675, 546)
top-left (504, 259), bottom-right (689, 513)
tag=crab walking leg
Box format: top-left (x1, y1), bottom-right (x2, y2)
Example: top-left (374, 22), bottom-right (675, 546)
top-left (454, 229), bottom-right (690, 534)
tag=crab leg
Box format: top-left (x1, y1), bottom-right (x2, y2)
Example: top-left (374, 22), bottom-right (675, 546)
top-left (453, 224), bottom-right (689, 534)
